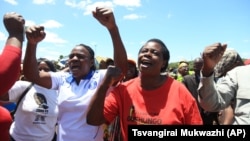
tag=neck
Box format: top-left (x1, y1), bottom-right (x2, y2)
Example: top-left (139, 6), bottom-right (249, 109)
top-left (140, 74), bottom-right (167, 90)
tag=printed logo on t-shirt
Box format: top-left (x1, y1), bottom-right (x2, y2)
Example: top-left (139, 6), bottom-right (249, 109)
top-left (33, 93), bottom-right (49, 124)
top-left (127, 105), bottom-right (162, 125)
top-left (87, 81), bottom-right (97, 90)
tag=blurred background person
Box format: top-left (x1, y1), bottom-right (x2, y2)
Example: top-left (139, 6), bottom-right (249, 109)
top-left (183, 57), bottom-right (218, 125)
top-left (176, 59), bottom-right (193, 82)
top-left (198, 42), bottom-right (250, 125)
top-left (214, 49), bottom-right (244, 125)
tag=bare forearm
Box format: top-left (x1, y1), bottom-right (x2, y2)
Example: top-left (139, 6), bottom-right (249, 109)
top-left (5, 34), bottom-right (24, 48)
top-left (87, 83), bottom-right (109, 125)
top-left (23, 42), bottom-right (39, 82)
top-left (221, 106), bottom-right (234, 125)
top-left (109, 26), bottom-right (128, 75)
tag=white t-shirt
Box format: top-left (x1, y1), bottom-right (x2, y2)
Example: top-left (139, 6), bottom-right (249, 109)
top-left (50, 70), bottom-right (106, 141)
top-left (9, 80), bottom-right (58, 141)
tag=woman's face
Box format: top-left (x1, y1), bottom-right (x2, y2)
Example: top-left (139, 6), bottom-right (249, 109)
top-left (138, 41), bottom-right (166, 75)
top-left (38, 61), bottom-right (50, 72)
top-left (67, 46), bottom-right (94, 79)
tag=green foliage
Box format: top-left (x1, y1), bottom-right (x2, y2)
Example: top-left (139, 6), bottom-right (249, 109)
top-left (168, 61), bottom-right (194, 71)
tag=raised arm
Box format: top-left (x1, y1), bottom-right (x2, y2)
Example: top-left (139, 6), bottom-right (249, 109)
top-left (87, 7), bottom-right (127, 125)
top-left (0, 12), bottom-right (25, 95)
top-left (23, 26), bottom-right (52, 88)
top-left (87, 66), bottom-right (122, 125)
top-left (201, 42), bottom-right (227, 77)
top-left (93, 7), bottom-right (128, 78)
top-left (198, 42), bottom-right (228, 111)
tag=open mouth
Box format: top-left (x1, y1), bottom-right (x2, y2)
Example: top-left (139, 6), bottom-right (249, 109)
top-left (140, 60), bottom-right (152, 68)
top-left (70, 65), bottom-right (80, 72)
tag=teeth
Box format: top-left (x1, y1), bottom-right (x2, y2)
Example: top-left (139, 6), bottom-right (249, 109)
top-left (71, 66), bottom-right (79, 70)
top-left (141, 63), bottom-right (150, 67)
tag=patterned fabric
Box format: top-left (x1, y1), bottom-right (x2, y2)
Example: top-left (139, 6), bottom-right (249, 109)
top-left (109, 117), bottom-right (122, 141)
top-left (214, 49), bottom-right (243, 78)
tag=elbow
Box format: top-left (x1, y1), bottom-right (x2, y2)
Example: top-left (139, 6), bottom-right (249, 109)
top-left (23, 75), bottom-right (37, 84)
top-left (23, 70), bottom-right (32, 81)
top-left (86, 111), bottom-right (106, 126)
top-left (23, 69), bottom-right (39, 83)
top-left (86, 116), bottom-right (105, 126)
top-left (86, 119), bottom-right (101, 126)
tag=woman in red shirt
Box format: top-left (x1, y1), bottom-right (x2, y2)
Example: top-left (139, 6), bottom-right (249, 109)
top-left (87, 38), bottom-right (203, 141)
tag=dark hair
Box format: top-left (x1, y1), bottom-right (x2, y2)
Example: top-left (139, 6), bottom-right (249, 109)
top-left (77, 44), bottom-right (96, 71)
top-left (139, 38), bottom-right (170, 72)
top-left (37, 58), bottom-right (57, 72)
top-left (106, 58), bottom-right (114, 66)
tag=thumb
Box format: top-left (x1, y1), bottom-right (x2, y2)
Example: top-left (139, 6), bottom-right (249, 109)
top-left (92, 11), bottom-right (97, 19)
top-left (221, 43), bottom-right (227, 52)
top-left (42, 32), bottom-right (46, 39)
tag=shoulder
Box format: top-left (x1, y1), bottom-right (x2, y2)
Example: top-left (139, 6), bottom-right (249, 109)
top-left (113, 77), bottom-right (139, 91)
top-left (8, 81), bottom-right (33, 97)
top-left (91, 69), bottom-right (107, 80)
top-left (234, 65), bottom-right (250, 71)
top-left (50, 71), bottom-right (68, 77)
top-left (122, 77), bottom-right (139, 85)
top-left (50, 71), bottom-right (72, 83)
top-left (168, 78), bottom-right (192, 93)
top-left (13, 80), bottom-right (32, 89)
top-left (94, 69), bottom-right (107, 75)
top-left (227, 65), bottom-right (250, 77)
top-left (183, 74), bottom-right (194, 79)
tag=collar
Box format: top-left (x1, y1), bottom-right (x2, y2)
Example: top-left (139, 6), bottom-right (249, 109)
top-left (66, 70), bottom-right (95, 83)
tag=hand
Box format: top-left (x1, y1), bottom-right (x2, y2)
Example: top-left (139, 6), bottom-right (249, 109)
top-left (92, 7), bottom-right (116, 30)
top-left (103, 66), bottom-right (123, 86)
top-left (201, 42), bottom-right (227, 76)
top-left (25, 26), bottom-right (46, 45)
top-left (3, 12), bottom-right (25, 37)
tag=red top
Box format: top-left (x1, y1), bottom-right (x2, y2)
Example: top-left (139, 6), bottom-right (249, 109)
top-left (104, 77), bottom-right (203, 141)
top-left (0, 45), bottom-right (21, 95)
top-left (0, 106), bottom-right (12, 141)
top-left (0, 45), bottom-right (21, 141)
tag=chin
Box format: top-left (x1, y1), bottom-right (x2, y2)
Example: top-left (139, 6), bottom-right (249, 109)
top-left (71, 72), bottom-right (79, 77)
